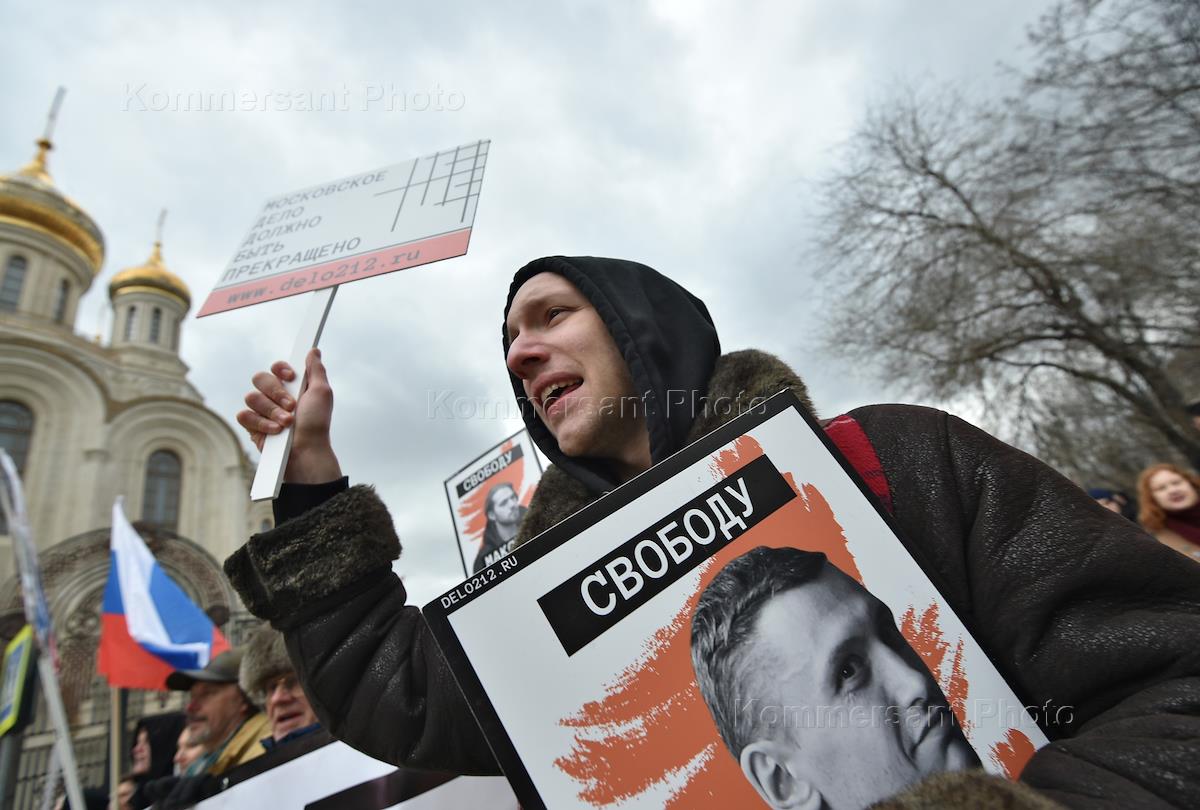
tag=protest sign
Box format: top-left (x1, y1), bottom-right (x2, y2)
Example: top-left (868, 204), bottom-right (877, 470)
top-left (226, 140), bottom-right (492, 499)
top-left (444, 430), bottom-right (543, 577)
top-left (423, 393), bottom-right (1050, 809)
top-left (195, 732), bottom-right (517, 809)
top-left (197, 139), bottom-right (489, 317)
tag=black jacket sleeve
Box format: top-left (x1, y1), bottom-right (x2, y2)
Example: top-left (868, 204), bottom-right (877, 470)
top-left (224, 485), bottom-right (498, 775)
top-left (853, 405), bottom-right (1200, 810)
top-left (272, 476), bottom-right (349, 524)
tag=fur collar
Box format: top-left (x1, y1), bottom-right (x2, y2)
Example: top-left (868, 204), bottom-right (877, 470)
top-left (514, 349), bottom-right (814, 547)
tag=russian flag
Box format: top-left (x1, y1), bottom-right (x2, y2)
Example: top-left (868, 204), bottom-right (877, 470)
top-left (97, 499), bottom-right (229, 690)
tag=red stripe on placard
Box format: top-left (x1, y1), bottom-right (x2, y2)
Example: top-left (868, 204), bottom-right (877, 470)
top-left (197, 227), bottom-right (472, 317)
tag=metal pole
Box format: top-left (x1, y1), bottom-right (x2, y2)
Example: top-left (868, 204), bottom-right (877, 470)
top-left (109, 687), bottom-right (124, 810)
top-left (0, 732), bottom-right (22, 808)
top-left (38, 658), bottom-right (84, 810)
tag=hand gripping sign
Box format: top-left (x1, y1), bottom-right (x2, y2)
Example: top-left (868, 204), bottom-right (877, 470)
top-left (197, 140), bottom-right (490, 499)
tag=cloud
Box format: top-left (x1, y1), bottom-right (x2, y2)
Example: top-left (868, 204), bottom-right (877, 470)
top-left (3, 0), bottom-right (1053, 604)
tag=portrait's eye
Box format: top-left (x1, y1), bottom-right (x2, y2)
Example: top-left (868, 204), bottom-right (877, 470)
top-left (836, 654), bottom-right (867, 690)
top-left (547, 306), bottom-right (567, 322)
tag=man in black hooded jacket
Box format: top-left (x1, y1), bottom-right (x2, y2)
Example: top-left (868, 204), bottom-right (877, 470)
top-left (227, 256), bottom-right (1200, 809)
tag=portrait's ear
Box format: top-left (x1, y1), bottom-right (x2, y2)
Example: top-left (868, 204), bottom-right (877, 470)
top-left (740, 740), bottom-right (823, 810)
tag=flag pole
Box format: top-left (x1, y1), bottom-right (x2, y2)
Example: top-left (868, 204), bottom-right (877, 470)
top-left (109, 686), bottom-right (122, 810)
top-left (0, 450), bottom-right (85, 810)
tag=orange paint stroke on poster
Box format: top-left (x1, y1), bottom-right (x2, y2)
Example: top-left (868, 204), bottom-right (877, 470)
top-left (554, 435), bottom-right (865, 807)
top-left (946, 633), bottom-right (970, 732)
top-left (899, 603), bottom-right (972, 732)
top-left (990, 728), bottom-right (1037, 780)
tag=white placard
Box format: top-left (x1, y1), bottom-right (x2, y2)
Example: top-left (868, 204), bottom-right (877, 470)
top-left (198, 139), bottom-right (489, 316)
top-left (195, 739), bottom-right (518, 809)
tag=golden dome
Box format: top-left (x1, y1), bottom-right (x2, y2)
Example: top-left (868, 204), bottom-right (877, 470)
top-left (109, 242), bottom-right (191, 309)
top-left (0, 139), bottom-right (105, 273)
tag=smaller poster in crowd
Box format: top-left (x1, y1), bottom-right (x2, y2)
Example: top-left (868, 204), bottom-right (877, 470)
top-left (423, 393), bottom-right (1050, 810)
top-left (444, 429), bottom-right (543, 577)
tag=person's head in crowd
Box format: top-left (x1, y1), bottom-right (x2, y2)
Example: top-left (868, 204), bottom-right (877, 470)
top-left (692, 547), bottom-right (978, 810)
top-left (503, 257), bottom-right (720, 489)
top-left (130, 726), bottom-right (151, 776)
top-left (173, 727), bottom-right (204, 774)
top-left (1188, 401), bottom-right (1200, 433)
top-left (241, 626), bottom-right (319, 743)
top-left (1086, 487), bottom-right (1137, 522)
top-left (166, 649), bottom-right (256, 755)
top-left (127, 711), bottom-right (186, 791)
top-left (1137, 463), bottom-right (1200, 531)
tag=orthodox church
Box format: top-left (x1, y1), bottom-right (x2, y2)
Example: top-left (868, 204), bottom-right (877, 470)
top-left (0, 124), bottom-right (270, 805)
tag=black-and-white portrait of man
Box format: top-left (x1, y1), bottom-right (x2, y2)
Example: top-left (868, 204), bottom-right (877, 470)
top-left (691, 546), bottom-right (979, 809)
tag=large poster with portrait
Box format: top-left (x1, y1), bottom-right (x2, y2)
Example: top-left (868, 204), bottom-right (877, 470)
top-left (444, 430), bottom-right (543, 577)
top-left (423, 392), bottom-right (1050, 809)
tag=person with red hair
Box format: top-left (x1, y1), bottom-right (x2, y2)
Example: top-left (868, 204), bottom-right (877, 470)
top-left (1138, 463), bottom-right (1200, 562)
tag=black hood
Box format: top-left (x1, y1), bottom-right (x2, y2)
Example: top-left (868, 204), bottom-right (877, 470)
top-left (503, 256), bottom-right (720, 494)
top-left (132, 711), bottom-right (186, 781)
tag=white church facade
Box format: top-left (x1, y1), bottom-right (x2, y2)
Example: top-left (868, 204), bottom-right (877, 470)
top-left (0, 127), bottom-right (270, 805)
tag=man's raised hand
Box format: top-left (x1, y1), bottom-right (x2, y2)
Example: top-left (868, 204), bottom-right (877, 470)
top-left (236, 348), bottom-right (342, 484)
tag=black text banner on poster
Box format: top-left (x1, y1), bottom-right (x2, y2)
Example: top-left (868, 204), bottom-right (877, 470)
top-left (538, 454), bottom-right (795, 656)
top-left (455, 445), bottom-right (524, 499)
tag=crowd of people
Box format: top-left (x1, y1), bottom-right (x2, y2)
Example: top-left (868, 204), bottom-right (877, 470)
top-left (69, 257), bottom-right (1197, 808)
top-left (108, 626), bottom-right (322, 810)
top-left (97, 454), bottom-right (1197, 810)
top-left (224, 256), bottom-right (1199, 809)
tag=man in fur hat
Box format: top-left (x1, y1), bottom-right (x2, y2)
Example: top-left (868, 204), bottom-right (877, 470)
top-left (240, 626), bottom-right (320, 748)
top-left (228, 257), bottom-right (1200, 809)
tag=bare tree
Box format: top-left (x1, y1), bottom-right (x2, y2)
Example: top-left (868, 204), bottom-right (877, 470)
top-left (818, 0), bottom-right (1200, 483)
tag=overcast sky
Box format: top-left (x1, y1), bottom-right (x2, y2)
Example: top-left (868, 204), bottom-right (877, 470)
top-left (3, 0), bottom-right (1056, 605)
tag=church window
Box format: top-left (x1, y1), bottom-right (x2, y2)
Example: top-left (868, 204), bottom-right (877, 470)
top-left (123, 305), bottom-right (137, 340)
top-left (53, 279), bottom-right (71, 323)
top-left (0, 255), bottom-right (28, 312)
top-left (0, 401), bottom-right (33, 533)
top-left (150, 307), bottom-right (162, 343)
top-left (142, 450), bottom-right (182, 531)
